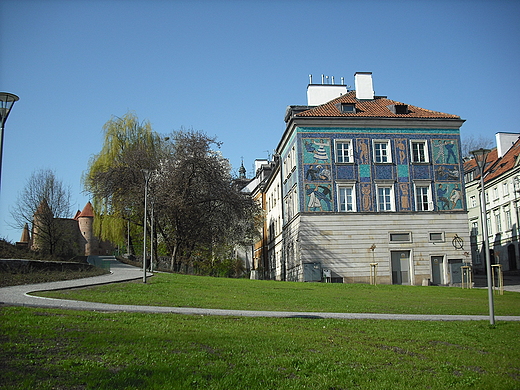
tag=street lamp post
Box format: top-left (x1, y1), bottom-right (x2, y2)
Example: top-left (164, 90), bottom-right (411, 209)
top-left (471, 148), bottom-right (495, 325)
top-left (142, 169), bottom-right (152, 283)
top-left (0, 92), bottom-right (19, 190)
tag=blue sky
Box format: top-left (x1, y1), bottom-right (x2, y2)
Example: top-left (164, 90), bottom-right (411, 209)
top-left (1, 0), bottom-right (519, 242)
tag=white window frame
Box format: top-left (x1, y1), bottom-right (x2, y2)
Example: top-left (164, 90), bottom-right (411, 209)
top-left (337, 183), bottom-right (356, 212)
top-left (504, 206), bottom-right (512, 231)
top-left (414, 183), bottom-right (432, 211)
top-left (335, 140), bottom-right (353, 163)
top-left (373, 140), bottom-right (392, 163)
top-left (410, 140), bottom-right (429, 163)
top-left (376, 184), bottom-right (395, 211)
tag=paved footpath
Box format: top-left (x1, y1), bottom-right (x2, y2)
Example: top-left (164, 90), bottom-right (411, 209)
top-left (1, 257), bottom-right (519, 322)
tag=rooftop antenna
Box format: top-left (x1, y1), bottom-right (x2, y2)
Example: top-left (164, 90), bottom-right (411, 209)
top-left (264, 150), bottom-right (272, 161)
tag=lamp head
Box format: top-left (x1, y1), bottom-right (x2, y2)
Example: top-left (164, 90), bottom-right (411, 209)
top-left (470, 148), bottom-right (491, 169)
top-left (0, 92), bottom-right (19, 126)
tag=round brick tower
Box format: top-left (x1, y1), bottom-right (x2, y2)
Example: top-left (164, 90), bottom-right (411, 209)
top-left (77, 202), bottom-right (97, 256)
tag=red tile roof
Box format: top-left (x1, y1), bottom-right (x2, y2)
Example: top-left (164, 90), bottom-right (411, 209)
top-left (296, 91), bottom-right (461, 119)
top-left (78, 202), bottom-right (95, 218)
top-left (464, 138), bottom-right (520, 183)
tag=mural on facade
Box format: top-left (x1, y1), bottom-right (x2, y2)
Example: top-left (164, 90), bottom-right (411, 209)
top-left (432, 139), bottom-right (459, 164)
top-left (303, 138), bottom-right (333, 211)
top-left (357, 138), bottom-right (370, 165)
top-left (305, 184), bottom-right (333, 211)
top-left (436, 183), bottom-right (463, 210)
top-left (303, 139), bottom-right (331, 163)
top-left (399, 183), bottom-right (412, 211)
top-left (360, 183), bottom-right (373, 211)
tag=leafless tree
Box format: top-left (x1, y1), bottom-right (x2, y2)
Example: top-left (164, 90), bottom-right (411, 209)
top-left (10, 169), bottom-right (73, 256)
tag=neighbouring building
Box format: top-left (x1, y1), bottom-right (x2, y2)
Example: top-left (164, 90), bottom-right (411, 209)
top-left (253, 72), bottom-right (470, 285)
top-left (17, 201), bottom-right (112, 257)
top-left (464, 132), bottom-right (520, 273)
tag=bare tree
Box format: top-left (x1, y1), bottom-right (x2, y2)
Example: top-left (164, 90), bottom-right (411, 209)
top-left (10, 169), bottom-right (72, 256)
top-left (460, 134), bottom-right (495, 159)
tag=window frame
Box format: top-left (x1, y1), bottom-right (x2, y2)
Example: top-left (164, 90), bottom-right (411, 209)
top-left (376, 183), bottom-right (395, 211)
top-left (334, 140), bottom-right (353, 164)
top-left (410, 140), bottom-right (429, 163)
top-left (414, 182), bottom-right (432, 211)
top-left (337, 183), bottom-right (356, 212)
top-left (373, 140), bottom-right (392, 163)
top-left (389, 232), bottom-right (412, 242)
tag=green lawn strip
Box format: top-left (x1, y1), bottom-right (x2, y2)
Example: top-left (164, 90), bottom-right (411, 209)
top-left (34, 272), bottom-right (520, 316)
top-left (1, 306), bottom-right (519, 390)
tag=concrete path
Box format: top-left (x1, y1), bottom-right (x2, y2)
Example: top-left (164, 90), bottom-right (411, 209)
top-left (1, 256), bottom-right (519, 322)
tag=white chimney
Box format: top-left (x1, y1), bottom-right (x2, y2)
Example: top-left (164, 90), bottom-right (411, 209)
top-left (354, 72), bottom-right (374, 100)
top-left (307, 84), bottom-right (348, 106)
top-left (495, 132), bottom-right (520, 158)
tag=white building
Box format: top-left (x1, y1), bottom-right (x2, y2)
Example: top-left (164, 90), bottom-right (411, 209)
top-left (257, 72), bottom-right (470, 285)
top-left (464, 132), bottom-right (520, 272)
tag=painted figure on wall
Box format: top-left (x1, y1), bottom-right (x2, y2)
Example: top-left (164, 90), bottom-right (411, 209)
top-left (358, 139), bottom-right (369, 165)
top-left (303, 138), bottom-right (330, 164)
top-left (432, 139), bottom-right (459, 164)
top-left (305, 184), bottom-right (333, 211)
top-left (399, 183), bottom-right (411, 210)
top-left (436, 183), bottom-right (463, 210)
top-left (396, 139), bottom-right (407, 164)
top-left (361, 183), bottom-right (372, 211)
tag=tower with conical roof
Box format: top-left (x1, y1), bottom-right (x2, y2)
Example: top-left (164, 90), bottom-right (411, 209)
top-left (76, 202), bottom-right (98, 255)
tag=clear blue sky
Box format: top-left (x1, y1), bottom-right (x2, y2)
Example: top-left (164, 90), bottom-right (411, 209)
top-left (1, 0), bottom-right (519, 242)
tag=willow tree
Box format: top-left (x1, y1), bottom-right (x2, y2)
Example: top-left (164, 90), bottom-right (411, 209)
top-left (84, 112), bottom-right (162, 248)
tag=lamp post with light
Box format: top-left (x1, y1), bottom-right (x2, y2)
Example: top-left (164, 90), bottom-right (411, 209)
top-left (471, 148), bottom-right (495, 325)
top-left (142, 169), bottom-right (152, 283)
top-left (0, 92), bottom-right (19, 190)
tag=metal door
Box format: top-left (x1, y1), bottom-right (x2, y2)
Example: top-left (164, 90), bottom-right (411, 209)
top-left (449, 259), bottom-right (463, 284)
top-left (391, 251), bottom-right (410, 285)
top-left (303, 262), bottom-right (322, 282)
top-left (431, 256), bottom-right (443, 285)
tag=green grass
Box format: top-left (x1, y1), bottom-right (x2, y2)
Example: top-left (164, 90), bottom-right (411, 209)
top-left (1, 306), bottom-right (519, 390)
top-left (35, 272), bottom-right (520, 316)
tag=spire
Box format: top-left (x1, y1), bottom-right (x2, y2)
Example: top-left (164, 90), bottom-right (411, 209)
top-left (239, 159), bottom-right (247, 180)
top-left (78, 202), bottom-right (95, 218)
top-left (19, 223), bottom-right (30, 243)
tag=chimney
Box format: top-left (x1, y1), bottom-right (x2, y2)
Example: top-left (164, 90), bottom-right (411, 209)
top-left (495, 132), bottom-right (520, 158)
top-left (306, 74), bottom-right (348, 106)
top-left (354, 72), bottom-right (374, 100)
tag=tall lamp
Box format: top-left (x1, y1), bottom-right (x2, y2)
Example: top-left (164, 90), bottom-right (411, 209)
top-left (470, 148), bottom-right (495, 325)
top-left (0, 92), bottom-right (19, 190)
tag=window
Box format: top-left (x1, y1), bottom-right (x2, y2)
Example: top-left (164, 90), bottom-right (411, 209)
top-left (470, 196), bottom-right (477, 208)
top-left (390, 232), bottom-right (411, 242)
top-left (373, 141), bottom-right (391, 163)
top-left (471, 221), bottom-right (478, 236)
top-left (337, 185), bottom-right (356, 212)
top-left (395, 104), bottom-right (408, 114)
top-left (487, 213), bottom-right (492, 236)
top-left (429, 232), bottom-right (444, 242)
top-left (340, 103), bottom-right (356, 113)
top-left (493, 187), bottom-right (499, 201)
top-left (411, 141), bottom-right (428, 163)
top-left (503, 181), bottom-right (510, 196)
top-left (495, 210), bottom-right (502, 233)
top-left (505, 207), bottom-right (512, 230)
top-left (377, 185), bottom-right (394, 211)
top-left (415, 184), bottom-right (431, 211)
top-left (335, 140), bottom-right (353, 163)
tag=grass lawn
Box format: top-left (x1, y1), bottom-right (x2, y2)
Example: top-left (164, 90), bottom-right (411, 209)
top-left (1, 307), bottom-right (519, 389)
top-left (2, 272), bottom-right (520, 389)
top-left (35, 272), bottom-right (520, 316)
